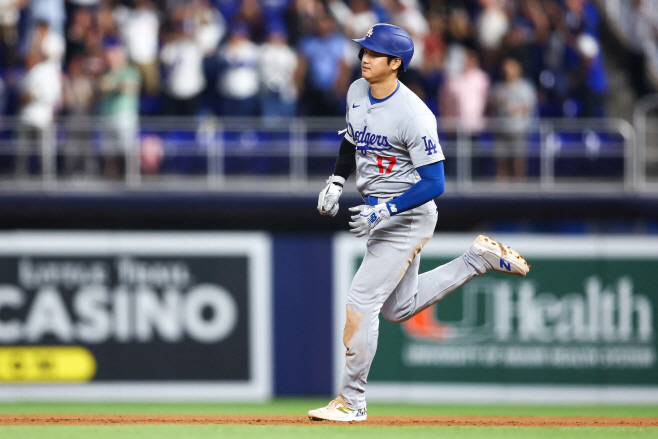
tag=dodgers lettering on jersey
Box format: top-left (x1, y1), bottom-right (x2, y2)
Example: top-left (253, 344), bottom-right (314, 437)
top-left (344, 79), bottom-right (444, 198)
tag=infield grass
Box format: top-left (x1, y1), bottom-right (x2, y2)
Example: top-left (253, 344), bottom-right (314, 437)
top-left (1, 425), bottom-right (657, 439)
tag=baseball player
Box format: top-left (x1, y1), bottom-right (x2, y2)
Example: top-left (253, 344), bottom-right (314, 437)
top-left (309, 24), bottom-right (530, 422)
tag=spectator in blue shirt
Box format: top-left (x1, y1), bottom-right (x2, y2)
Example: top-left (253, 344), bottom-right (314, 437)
top-left (297, 11), bottom-right (351, 116)
top-left (563, 0), bottom-right (608, 117)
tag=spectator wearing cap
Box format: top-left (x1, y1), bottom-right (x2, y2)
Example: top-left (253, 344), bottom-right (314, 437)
top-left (99, 40), bottom-right (140, 178)
top-left (259, 26), bottom-right (300, 117)
top-left (490, 58), bottom-right (537, 180)
top-left (217, 23), bottom-right (261, 116)
top-left (297, 11), bottom-right (351, 116)
top-left (160, 19), bottom-right (206, 116)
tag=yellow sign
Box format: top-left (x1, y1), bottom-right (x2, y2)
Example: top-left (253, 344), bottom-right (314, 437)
top-left (0, 346), bottom-right (96, 382)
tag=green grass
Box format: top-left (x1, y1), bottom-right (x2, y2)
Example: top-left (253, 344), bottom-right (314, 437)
top-left (0, 426), bottom-right (657, 439)
top-left (0, 399), bottom-right (656, 417)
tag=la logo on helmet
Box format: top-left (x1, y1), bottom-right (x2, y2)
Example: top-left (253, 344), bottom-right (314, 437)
top-left (366, 26), bottom-right (374, 38)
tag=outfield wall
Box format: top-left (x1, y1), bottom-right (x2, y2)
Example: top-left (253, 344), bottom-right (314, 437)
top-left (334, 234), bottom-right (658, 404)
top-left (0, 231), bottom-right (657, 403)
top-left (0, 232), bottom-right (273, 401)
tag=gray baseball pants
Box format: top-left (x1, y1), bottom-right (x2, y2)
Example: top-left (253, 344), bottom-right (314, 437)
top-left (339, 200), bottom-right (489, 409)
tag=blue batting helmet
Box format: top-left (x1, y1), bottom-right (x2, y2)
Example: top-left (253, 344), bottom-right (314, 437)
top-left (353, 24), bottom-right (414, 72)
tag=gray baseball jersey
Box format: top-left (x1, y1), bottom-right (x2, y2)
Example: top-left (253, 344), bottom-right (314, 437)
top-left (344, 78), bottom-right (445, 199)
top-left (336, 78), bottom-right (486, 411)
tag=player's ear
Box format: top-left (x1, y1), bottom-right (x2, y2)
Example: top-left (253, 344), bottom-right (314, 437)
top-left (391, 57), bottom-right (402, 73)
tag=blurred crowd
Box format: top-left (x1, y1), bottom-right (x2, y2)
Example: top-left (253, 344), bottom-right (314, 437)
top-left (0, 0), bottom-right (621, 180)
top-left (0, 0), bottom-right (612, 125)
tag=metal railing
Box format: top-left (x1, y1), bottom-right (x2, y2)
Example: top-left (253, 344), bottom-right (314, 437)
top-left (0, 115), bottom-right (638, 195)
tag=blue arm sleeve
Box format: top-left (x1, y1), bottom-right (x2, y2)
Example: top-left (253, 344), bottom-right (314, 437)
top-left (385, 161), bottom-right (444, 215)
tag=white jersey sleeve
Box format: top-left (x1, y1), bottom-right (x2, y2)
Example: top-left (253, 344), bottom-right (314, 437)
top-left (401, 113), bottom-right (445, 168)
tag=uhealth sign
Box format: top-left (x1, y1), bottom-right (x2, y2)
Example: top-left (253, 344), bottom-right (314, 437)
top-left (333, 234), bottom-right (658, 403)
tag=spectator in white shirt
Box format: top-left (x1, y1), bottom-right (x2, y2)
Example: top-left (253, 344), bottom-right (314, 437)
top-left (115, 0), bottom-right (160, 95)
top-left (490, 58), bottom-right (537, 180)
top-left (19, 59), bottom-right (61, 130)
top-left (18, 23), bottom-right (63, 177)
top-left (476, 0), bottom-right (509, 51)
top-left (217, 23), bottom-right (260, 116)
top-left (259, 27), bottom-right (300, 117)
top-left (160, 19), bottom-right (206, 116)
top-left (476, 0), bottom-right (509, 73)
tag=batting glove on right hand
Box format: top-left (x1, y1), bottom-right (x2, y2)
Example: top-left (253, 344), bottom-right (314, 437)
top-left (348, 203), bottom-right (391, 237)
top-left (317, 175), bottom-right (345, 217)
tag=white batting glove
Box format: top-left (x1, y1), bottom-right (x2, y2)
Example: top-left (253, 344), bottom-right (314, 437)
top-left (348, 203), bottom-right (391, 237)
top-left (318, 175), bottom-right (345, 216)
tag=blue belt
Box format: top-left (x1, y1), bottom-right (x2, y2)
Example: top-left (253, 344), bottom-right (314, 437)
top-left (363, 195), bottom-right (386, 206)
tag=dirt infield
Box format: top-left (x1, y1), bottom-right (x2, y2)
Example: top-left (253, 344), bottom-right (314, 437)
top-left (0, 414), bottom-right (656, 427)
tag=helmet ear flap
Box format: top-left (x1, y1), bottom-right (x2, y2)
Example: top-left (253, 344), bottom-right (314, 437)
top-left (358, 47), bottom-right (365, 61)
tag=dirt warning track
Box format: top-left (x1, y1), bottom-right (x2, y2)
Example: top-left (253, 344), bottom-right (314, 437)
top-left (0, 414), bottom-right (657, 427)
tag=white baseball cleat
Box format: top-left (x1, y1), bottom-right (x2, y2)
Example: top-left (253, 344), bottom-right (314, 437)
top-left (471, 234), bottom-right (530, 277)
top-left (308, 395), bottom-right (367, 422)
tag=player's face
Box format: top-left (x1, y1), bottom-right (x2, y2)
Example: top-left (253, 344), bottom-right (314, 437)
top-left (361, 48), bottom-right (401, 82)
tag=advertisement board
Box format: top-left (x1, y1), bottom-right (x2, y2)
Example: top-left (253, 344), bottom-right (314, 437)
top-left (333, 233), bottom-right (658, 403)
top-left (0, 232), bottom-right (271, 401)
